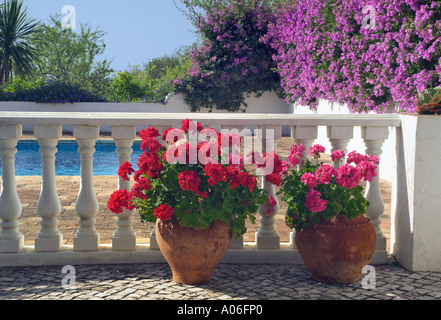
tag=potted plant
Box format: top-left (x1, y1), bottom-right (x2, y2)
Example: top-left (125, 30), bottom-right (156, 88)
top-left (278, 144), bottom-right (378, 283)
top-left (107, 119), bottom-right (278, 285)
top-left (414, 86), bottom-right (441, 115)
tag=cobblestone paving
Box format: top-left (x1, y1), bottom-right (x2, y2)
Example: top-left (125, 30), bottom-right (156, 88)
top-left (1, 261), bottom-right (441, 301)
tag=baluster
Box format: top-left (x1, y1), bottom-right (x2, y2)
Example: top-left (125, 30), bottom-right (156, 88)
top-left (327, 126), bottom-right (353, 169)
top-left (362, 126), bottom-right (389, 262)
top-left (73, 125), bottom-right (100, 251)
top-left (34, 125), bottom-right (63, 252)
top-left (290, 125), bottom-right (318, 247)
top-left (221, 124), bottom-right (245, 249)
top-left (256, 125), bottom-right (282, 249)
top-left (112, 126), bottom-right (137, 251)
top-left (292, 125), bottom-right (318, 162)
top-left (0, 125), bottom-right (24, 253)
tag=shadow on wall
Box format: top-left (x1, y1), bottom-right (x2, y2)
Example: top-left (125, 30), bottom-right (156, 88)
top-left (391, 125), bottom-right (413, 270)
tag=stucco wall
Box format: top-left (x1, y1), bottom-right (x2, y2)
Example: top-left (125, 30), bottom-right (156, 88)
top-left (391, 115), bottom-right (441, 272)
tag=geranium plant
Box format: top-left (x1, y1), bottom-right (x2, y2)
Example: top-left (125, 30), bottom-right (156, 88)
top-left (279, 144), bottom-right (379, 232)
top-left (107, 119), bottom-right (281, 238)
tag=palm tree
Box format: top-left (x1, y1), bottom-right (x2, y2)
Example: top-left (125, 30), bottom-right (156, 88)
top-left (0, 0), bottom-right (41, 85)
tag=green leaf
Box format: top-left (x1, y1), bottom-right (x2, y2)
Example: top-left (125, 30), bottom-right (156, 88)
top-left (430, 94), bottom-right (441, 104)
top-left (423, 92), bottom-right (433, 103)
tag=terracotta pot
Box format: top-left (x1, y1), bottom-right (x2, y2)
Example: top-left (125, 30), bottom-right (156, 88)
top-left (295, 214), bottom-right (376, 284)
top-left (155, 218), bottom-right (232, 285)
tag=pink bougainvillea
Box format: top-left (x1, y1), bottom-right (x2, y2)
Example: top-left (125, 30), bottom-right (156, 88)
top-left (266, 0), bottom-right (441, 113)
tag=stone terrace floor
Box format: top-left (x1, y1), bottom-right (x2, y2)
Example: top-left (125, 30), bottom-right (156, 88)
top-left (1, 262), bottom-right (441, 301)
top-left (1, 136), bottom-right (441, 301)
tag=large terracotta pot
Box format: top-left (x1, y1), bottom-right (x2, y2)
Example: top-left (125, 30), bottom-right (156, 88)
top-left (295, 214), bottom-right (376, 284)
top-left (155, 218), bottom-right (232, 285)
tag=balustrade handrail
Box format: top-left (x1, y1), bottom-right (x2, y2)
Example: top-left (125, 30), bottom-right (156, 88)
top-left (0, 111), bottom-right (402, 127)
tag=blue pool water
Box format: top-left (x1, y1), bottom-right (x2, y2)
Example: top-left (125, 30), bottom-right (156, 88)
top-left (0, 140), bottom-right (144, 176)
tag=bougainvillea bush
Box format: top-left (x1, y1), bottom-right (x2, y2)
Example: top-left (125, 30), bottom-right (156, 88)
top-left (107, 119), bottom-right (286, 238)
top-left (279, 144), bottom-right (379, 232)
top-left (266, 0), bottom-right (441, 113)
top-left (174, 0), bottom-right (284, 112)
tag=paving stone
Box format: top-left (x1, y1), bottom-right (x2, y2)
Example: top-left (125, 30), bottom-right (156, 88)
top-left (0, 262), bottom-right (440, 301)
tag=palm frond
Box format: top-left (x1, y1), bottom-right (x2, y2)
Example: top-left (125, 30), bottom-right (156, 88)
top-left (0, 0), bottom-right (41, 83)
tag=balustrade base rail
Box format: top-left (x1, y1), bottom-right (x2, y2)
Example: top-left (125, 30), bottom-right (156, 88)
top-left (0, 243), bottom-right (390, 268)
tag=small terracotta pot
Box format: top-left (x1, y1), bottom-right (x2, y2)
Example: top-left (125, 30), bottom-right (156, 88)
top-left (156, 218), bottom-right (232, 285)
top-left (295, 214), bottom-right (376, 284)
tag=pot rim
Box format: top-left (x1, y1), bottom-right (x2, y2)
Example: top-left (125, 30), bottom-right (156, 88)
top-left (307, 214), bottom-right (371, 228)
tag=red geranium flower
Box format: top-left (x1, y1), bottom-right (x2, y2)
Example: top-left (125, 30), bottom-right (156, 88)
top-left (203, 163), bottom-right (226, 186)
top-left (178, 171), bottom-right (201, 192)
top-left (162, 127), bottom-right (185, 144)
top-left (197, 191), bottom-right (208, 198)
top-left (154, 204), bottom-right (174, 220)
top-left (118, 161), bottom-right (134, 181)
top-left (140, 127), bottom-right (160, 140)
top-left (141, 138), bottom-right (162, 153)
top-left (107, 189), bottom-right (135, 214)
top-left (181, 118), bottom-right (203, 133)
top-left (131, 177), bottom-right (152, 200)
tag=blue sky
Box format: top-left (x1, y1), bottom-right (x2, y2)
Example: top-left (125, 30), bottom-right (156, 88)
top-left (22, 0), bottom-right (199, 72)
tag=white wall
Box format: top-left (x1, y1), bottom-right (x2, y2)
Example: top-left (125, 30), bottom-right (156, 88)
top-left (392, 115), bottom-right (441, 272)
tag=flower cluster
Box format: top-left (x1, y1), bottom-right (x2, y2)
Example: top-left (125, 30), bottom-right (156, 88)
top-left (107, 189), bottom-right (135, 214)
top-left (254, 151), bottom-right (289, 186)
top-left (266, 0), bottom-right (441, 113)
top-left (288, 144), bottom-right (305, 167)
top-left (107, 119), bottom-right (280, 238)
top-left (154, 204), bottom-right (174, 221)
top-left (174, 0), bottom-right (284, 112)
top-left (178, 171), bottom-right (201, 192)
top-left (279, 144), bottom-right (379, 232)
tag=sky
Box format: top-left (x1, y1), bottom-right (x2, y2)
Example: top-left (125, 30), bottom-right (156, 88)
top-left (22, 0), bottom-right (200, 72)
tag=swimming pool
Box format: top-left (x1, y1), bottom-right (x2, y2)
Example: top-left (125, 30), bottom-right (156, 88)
top-left (0, 140), bottom-right (144, 176)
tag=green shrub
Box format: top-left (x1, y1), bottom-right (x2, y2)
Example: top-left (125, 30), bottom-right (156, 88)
top-left (0, 80), bottom-right (107, 103)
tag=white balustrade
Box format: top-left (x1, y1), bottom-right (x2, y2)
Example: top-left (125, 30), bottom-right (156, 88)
top-left (362, 126), bottom-right (389, 263)
top-left (290, 125), bottom-right (318, 246)
top-left (221, 124), bottom-right (246, 249)
top-left (327, 126), bottom-right (353, 169)
top-left (73, 125), bottom-right (100, 251)
top-left (0, 111), bottom-right (402, 267)
top-left (34, 125), bottom-right (63, 252)
top-left (0, 124), bottom-right (24, 253)
top-left (292, 125), bottom-right (318, 160)
top-left (112, 126), bottom-right (137, 251)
